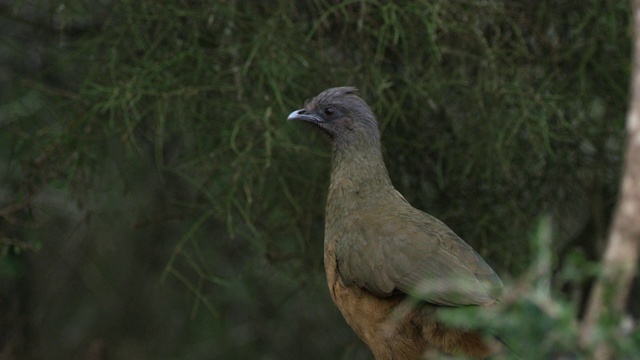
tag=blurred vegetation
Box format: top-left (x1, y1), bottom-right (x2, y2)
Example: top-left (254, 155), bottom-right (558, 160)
top-left (0, 0), bottom-right (636, 359)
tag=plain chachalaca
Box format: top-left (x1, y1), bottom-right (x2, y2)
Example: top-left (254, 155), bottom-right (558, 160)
top-left (288, 87), bottom-right (504, 359)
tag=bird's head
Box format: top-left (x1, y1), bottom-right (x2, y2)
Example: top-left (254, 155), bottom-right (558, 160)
top-left (287, 87), bottom-right (380, 148)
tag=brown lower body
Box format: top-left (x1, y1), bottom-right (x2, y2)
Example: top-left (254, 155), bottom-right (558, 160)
top-left (325, 243), bottom-right (494, 359)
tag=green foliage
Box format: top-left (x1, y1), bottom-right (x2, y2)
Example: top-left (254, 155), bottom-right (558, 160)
top-left (437, 217), bottom-right (640, 358)
top-left (0, 0), bottom-right (634, 359)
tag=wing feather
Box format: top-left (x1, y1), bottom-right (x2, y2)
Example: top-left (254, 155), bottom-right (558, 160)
top-left (336, 207), bottom-right (502, 306)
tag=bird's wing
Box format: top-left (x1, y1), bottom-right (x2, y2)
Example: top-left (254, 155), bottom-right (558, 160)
top-left (335, 209), bottom-right (503, 306)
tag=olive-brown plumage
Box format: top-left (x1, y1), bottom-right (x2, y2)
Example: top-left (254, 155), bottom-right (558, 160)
top-left (288, 87), bottom-right (503, 359)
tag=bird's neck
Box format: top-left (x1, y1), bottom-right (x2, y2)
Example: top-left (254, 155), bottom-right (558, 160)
top-left (328, 139), bottom-right (394, 203)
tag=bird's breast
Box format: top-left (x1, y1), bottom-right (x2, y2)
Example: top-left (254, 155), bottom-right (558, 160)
top-left (324, 240), bottom-right (402, 338)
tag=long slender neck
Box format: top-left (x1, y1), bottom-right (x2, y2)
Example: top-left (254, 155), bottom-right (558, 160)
top-left (328, 134), bottom-right (394, 201)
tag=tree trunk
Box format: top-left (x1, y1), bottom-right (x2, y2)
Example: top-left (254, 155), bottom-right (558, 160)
top-left (580, 1), bottom-right (640, 358)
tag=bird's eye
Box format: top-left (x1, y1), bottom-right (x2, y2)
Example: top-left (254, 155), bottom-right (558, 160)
top-left (324, 107), bottom-right (336, 116)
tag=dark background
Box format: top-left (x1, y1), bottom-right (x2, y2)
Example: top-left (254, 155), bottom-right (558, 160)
top-left (0, 1), bottom-right (635, 359)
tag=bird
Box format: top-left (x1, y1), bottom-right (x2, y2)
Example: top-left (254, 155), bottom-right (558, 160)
top-left (287, 87), bottom-right (504, 359)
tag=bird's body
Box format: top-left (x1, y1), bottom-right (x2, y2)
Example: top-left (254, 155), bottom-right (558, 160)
top-left (288, 87), bottom-right (503, 359)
